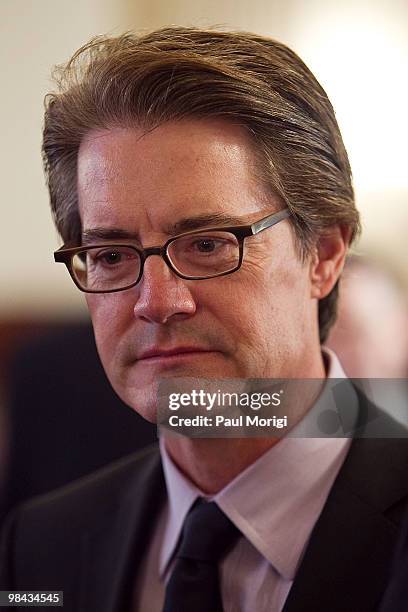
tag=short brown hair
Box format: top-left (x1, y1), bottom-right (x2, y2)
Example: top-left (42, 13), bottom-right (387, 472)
top-left (42, 26), bottom-right (360, 342)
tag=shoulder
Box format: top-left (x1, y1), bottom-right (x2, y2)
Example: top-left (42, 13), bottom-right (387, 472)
top-left (3, 443), bottom-right (161, 535)
top-left (336, 433), bottom-right (408, 523)
top-left (0, 444), bottom-right (164, 594)
top-left (352, 385), bottom-right (408, 439)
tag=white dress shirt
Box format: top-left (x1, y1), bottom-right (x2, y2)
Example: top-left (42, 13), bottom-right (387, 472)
top-left (134, 349), bottom-right (354, 611)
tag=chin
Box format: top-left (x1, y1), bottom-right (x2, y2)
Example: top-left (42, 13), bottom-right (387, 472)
top-left (120, 383), bottom-right (160, 424)
top-left (129, 402), bottom-right (158, 424)
top-left (107, 357), bottom-right (245, 424)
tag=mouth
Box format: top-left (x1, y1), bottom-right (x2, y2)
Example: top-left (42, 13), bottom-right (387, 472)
top-left (137, 347), bottom-right (217, 363)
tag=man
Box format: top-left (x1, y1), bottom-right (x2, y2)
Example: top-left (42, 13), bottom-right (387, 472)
top-left (1, 27), bottom-right (407, 612)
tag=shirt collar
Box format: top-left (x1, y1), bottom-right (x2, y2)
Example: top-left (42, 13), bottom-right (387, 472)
top-left (159, 436), bottom-right (204, 577)
top-left (323, 345), bottom-right (347, 378)
top-left (159, 349), bottom-right (352, 580)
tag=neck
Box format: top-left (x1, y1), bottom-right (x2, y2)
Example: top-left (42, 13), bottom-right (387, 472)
top-left (164, 352), bottom-right (327, 494)
top-left (164, 436), bottom-right (280, 494)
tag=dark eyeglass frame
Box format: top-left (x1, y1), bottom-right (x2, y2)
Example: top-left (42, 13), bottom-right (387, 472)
top-left (54, 208), bottom-right (291, 294)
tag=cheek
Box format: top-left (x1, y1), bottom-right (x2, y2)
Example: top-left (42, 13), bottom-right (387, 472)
top-left (224, 254), bottom-right (311, 342)
top-left (198, 272), bottom-right (274, 352)
top-left (86, 294), bottom-right (131, 361)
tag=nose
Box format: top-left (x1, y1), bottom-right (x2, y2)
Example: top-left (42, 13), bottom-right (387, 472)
top-left (133, 254), bottom-right (197, 324)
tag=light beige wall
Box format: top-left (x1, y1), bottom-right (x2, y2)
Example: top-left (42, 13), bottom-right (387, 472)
top-left (127, 0), bottom-right (298, 38)
top-left (1, 0), bottom-right (407, 319)
top-left (1, 0), bottom-right (131, 318)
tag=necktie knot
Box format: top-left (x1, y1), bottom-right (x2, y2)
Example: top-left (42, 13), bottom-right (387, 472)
top-left (162, 499), bottom-right (241, 612)
top-left (177, 500), bottom-right (239, 564)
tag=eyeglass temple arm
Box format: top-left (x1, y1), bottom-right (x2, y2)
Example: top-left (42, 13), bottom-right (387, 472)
top-left (251, 208), bottom-right (291, 236)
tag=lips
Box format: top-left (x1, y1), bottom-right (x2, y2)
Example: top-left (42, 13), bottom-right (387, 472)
top-left (138, 347), bottom-right (214, 361)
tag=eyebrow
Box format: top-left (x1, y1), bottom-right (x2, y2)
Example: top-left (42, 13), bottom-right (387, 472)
top-left (171, 213), bottom-right (247, 233)
top-left (81, 213), bottom-right (249, 244)
top-left (82, 228), bottom-right (137, 245)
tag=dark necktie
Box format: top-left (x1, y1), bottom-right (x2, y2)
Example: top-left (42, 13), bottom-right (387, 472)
top-left (162, 499), bottom-right (240, 612)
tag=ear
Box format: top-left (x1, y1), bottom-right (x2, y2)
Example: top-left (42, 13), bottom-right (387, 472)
top-left (310, 225), bottom-right (352, 299)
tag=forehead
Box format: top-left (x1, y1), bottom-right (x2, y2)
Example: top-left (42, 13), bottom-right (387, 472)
top-left (77, 119), bottom-right (276, 233)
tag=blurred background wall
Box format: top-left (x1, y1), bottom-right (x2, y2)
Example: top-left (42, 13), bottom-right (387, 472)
top-left (1, 0), bottom-right (407, 509)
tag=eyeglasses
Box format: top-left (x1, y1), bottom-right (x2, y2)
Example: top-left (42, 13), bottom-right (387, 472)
top-left (54, 208), bottom-right (291, 294)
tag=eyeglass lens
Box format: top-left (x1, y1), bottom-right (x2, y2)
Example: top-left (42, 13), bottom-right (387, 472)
top-left (71, 231), bottom-right (241, 291)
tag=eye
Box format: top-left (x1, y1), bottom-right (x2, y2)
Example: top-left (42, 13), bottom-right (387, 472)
top-left (86, 246), bottom-right (139, 268)
top-left (185, 236), bottom-right (235, 256)
top-left (98, 250), bottom-right (123, 265)
top-left (193, 238), bottom-right (219, 253)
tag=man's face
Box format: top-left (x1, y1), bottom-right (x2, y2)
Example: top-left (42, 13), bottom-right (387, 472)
top-left (78, 120), bottom-right (320, 422)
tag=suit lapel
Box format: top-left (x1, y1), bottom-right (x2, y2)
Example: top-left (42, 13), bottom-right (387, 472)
top-left (79, 448), bottom-right (166, 612)
top-left (283, 437), bottom-right (408, 612)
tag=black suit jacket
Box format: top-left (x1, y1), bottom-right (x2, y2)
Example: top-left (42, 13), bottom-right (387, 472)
top-left (378, 509), bottom-right (408, 611)
top-left (1, 416), bottom-right (408, 611)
